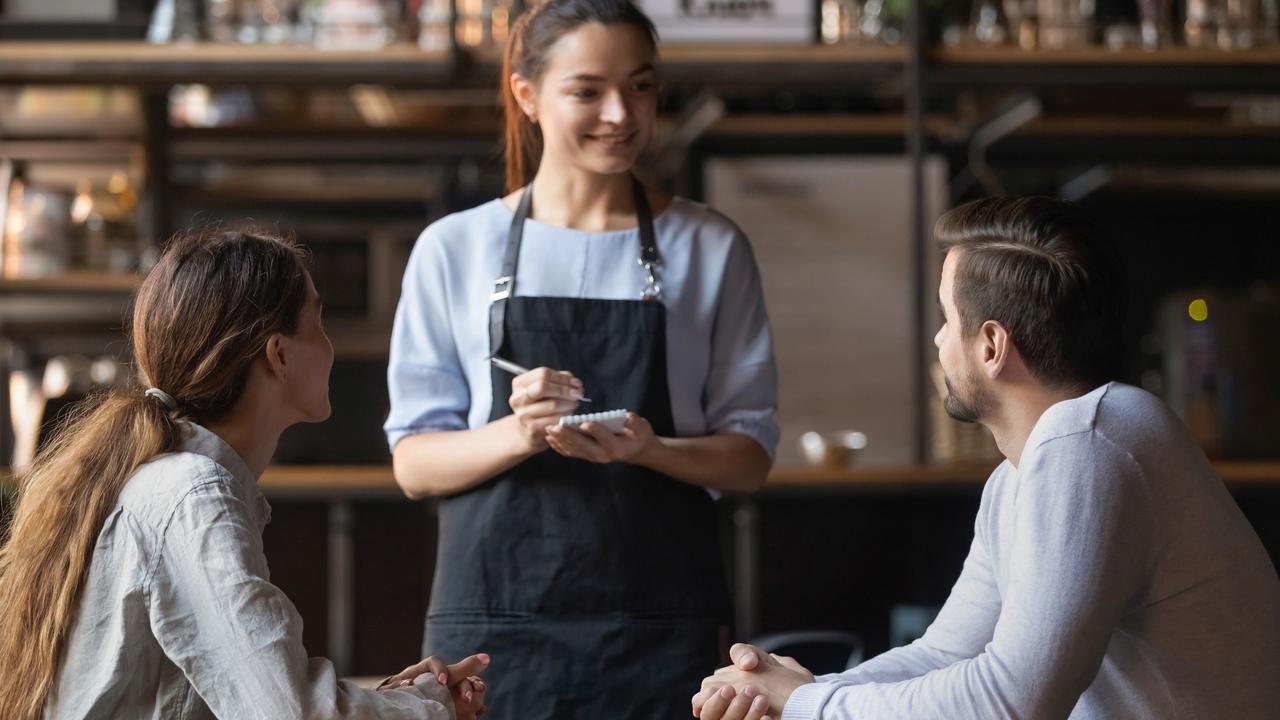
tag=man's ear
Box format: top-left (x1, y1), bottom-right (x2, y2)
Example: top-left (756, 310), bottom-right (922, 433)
top-left (509, 73), bottom-right (538, 121)
top-left (263, 333), bottom-right (288, 383)
top-left (979, 320), bottom-right (1012, 380)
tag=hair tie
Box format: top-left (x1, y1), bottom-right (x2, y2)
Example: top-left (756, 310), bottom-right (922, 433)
top-left (144, 387), bottom-right (179, 412)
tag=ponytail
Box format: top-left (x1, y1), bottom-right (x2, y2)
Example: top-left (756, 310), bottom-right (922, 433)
top-left (0, 392), bottom-right (182, 719)
top-left (502, 9), bottom-right (543, 194)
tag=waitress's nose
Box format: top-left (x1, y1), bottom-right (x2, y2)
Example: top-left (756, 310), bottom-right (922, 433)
top-left (600, 89), bottom-right (629, 126)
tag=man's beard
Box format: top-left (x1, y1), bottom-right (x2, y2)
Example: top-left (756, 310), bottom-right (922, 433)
top-left (943, 368), bottom-right (992, 424)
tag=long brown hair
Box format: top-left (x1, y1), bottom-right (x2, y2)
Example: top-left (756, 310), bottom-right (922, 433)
top-left (0, 228), bottom-right (309, 719)
top-left (501, 0), bottom-right (659, 193)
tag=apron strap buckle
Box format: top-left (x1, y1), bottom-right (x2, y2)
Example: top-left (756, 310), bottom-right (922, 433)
top-left (490, 276), bottom-right (513, 302)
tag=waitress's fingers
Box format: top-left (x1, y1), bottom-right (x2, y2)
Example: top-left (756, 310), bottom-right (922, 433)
top-left (546, 426), bottom-right (609, 463)
top-left (509, 381), bottom-right (580, 407)
top-left (513, 369), bottom-right (583, 399)
top-left (579, 422), bottom-right (623, 453)
top-left (515, 367), bottom-right (581, 388)
top-left (622, 412), bottom-right (651, 433)
top-left (511, 396), bottom-right (578, 418)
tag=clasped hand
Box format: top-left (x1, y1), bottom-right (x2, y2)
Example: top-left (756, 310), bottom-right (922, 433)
top-left (691, 644), bottom-right (815, 720)
top-left (378, 652), bottom-right (490, 719)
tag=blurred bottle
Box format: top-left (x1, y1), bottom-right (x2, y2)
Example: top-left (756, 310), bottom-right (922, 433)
top-left (1137, 0), bottom-right (1172, 48)
top-left (1222, 0), bottom-right (1265, 48)
top-left (1185, 0), bottom-right (1226, 47)
top-left (418, 0), bottom-right (452, 50)
top-left (970, 0), bottom-right (1010, 44)
top-left (1003, 0), bottom-right (1039, 48)
top-left (1038, 0), bottom-right (1094, 48)
top-left (821, 0), bottom-right (860, 44)
top-left (451, 0), bottom-right (516, 50)
top-left (207, 0), bottom-right (239, 42)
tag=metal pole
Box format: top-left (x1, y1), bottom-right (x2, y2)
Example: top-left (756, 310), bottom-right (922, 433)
top-left (327, 499), bottom-right (355, 676)
top-left (733, 497), bottom-right (760, 639)
top-left (906, 0), bottom-right (929, 464)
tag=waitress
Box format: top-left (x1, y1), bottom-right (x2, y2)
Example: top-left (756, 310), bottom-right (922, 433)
top-left (384, 0), bottom-right (777, 716)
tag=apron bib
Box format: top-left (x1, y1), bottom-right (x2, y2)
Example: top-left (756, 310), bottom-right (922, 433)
top-left (425, 180), bottom-right (728, 719)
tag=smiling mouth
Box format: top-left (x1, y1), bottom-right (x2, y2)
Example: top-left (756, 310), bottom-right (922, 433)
top-left (586, 130), bottom-right (637, 146)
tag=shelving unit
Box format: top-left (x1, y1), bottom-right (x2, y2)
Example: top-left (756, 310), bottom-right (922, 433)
top-left (3, 39), bottom-right (1279, 444)
top-left (3, 10), bottom-right (1280, 670)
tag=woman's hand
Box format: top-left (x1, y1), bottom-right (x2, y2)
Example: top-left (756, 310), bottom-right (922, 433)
top-left (508, 367), bottom-right (584, 453)
top-left (544, 412), bottom-right (658, 464)
top-left (452, 675), bottom-right (488, 720)
top-left (377, 652), bottom-right (490, 698)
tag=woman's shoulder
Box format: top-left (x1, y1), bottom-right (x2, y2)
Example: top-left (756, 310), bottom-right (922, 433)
top-left (663, 196), bottom-right (749, 243)
top-left (418, 199), bottom-right (508, 246)
top-left (118, 452), bottom-right (239, 525)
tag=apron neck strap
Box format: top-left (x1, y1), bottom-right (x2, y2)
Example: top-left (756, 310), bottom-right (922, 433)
top-left (490, 176), bottom-right (660, 356)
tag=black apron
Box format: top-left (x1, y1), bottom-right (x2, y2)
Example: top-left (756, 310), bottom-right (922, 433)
top-left (424, 179), bottom-right (729, 719)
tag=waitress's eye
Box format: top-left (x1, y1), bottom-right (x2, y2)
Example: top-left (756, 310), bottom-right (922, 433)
top-left (632, 80), bottom-right (655, 92)
top-left (571, 88), bottom-right (599, 99)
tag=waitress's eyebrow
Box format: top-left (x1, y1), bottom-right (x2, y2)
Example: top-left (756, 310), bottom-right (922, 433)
top-left (560, 65), bottom-right (655, 83)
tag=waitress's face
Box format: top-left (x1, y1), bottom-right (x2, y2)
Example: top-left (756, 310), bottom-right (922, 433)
top-left (517, 22), bottom-right (658, 176)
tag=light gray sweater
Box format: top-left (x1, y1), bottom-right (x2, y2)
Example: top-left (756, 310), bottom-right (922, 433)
top-left (784, 383), bottom-right (1280, 720)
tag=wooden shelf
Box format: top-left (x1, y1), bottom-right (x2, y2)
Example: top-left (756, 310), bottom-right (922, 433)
top-left (6, 460), bottom-right (1280, 496)
top-left (0, 42), bottom-right (453, 87)
top-left (3, 41), bottom-right (1277, 90)
top-left (934, 45), bottom-right (1280, 65)
top-left (929, 45), bottom-right (1280, 87)
top-left (255, 460), bottom-right (1280, 494)
top-left (0, 41), bottom-right (902, 90)
top-left (709, 113), bottom-right (953, 138)
top-left (0, 272), bottom-right (142, 294)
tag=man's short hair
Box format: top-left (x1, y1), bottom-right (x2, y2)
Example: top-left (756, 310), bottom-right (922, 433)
top-left (936, 196), bottom-right (1127, 390)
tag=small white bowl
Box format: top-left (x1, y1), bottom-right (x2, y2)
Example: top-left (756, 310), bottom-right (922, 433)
top-left (800, 430), bottom-right (868, 467)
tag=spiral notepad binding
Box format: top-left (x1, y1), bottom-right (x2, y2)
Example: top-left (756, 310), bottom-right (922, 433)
top-left (559, 409), bottom-right (628, 434)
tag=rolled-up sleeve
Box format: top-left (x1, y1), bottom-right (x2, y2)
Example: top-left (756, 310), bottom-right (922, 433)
top-left (384, 229), bottom-right (471, 450)
top-left (147, 474), bottom-right (454, 719)
top-left (704, 232), bottom-right (779, 461)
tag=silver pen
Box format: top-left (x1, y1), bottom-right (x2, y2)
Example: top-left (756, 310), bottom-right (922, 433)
top-left (490, 356), bottom-right (592, 403)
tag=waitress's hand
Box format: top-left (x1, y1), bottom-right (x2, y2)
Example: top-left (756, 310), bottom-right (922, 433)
top-left (544, 412), bottom-right (658, 464)
top-left (508, 367), bottom-right (585, 453)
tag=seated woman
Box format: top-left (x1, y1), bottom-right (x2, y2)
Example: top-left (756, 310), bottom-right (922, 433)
top-left (0, 229), bottom-right (489, 720)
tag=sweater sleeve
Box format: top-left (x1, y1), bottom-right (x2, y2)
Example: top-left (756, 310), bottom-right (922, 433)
top-left (819, 533), bottom-right (1002, 686)
top-left (785, 433), bottom-right (1155, 720)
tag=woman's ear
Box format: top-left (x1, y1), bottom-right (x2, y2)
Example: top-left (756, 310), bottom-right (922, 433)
top-left (510, 73), bottom-right (538, 121)
top-left (263, 333), bottom-right (288, 383)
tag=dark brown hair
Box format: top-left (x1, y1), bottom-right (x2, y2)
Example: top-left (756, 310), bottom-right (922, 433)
top-left (501, 0), bottom-right (659, 193)
top-left (0, 228), bottom-right (308, 719)
top-left (936, 196), bottom-right (1126, 390)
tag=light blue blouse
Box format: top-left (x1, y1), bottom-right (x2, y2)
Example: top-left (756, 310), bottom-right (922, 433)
top-left (384, 196), bottom-right (779, 461)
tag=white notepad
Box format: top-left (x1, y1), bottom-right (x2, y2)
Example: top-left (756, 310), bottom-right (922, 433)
top-left (559, 409), bottom-right (628, 434)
